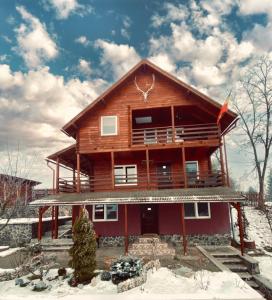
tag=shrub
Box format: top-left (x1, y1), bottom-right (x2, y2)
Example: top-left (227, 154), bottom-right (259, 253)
top-left (110, 257), bottom-right (142, 284)
top-left (100, 271), bottom-right (111, 281)
top-left (68, 209), bottom-right (96, 284)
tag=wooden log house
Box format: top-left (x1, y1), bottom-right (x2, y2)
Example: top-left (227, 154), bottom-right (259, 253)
top-left (30, 59), bottom-right (245, 255)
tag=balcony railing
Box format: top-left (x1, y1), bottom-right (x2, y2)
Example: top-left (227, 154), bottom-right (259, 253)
top-left (131, 123), bottom-right (220, 146)
top-left (58, 171), bottom-right (224, 194)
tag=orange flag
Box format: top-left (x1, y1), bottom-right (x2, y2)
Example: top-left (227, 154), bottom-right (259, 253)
top-left (217, 91), bottom-right (231, 125)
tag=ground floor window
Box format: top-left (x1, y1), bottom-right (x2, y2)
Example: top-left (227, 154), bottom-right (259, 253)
top-left (93, 204), bottom-right (118, 221)
top-left (184, 202), bottom-right (210, 219)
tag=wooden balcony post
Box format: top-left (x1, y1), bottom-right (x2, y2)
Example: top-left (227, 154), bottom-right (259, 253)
top-left (124, 204), bottom-right (128, 255)
top-left (223, 135), bottom-right (230, 187)
top-left (236, 203), bottom-right (245, 256)
top-left (111, 151), bottom-right (115, 190)
top-left (76, 152), bottom-right (81, 193)
top-left (38, 207), bottom-right (43, 241)
top-left (171, 105), bottom-right (175, 143)
top-left (54, 206), bottom-right (59, 239)
top-left (128, 105), bottom-right (132, 147)
top-left (146, 149), bottom-right (150, 188)
top-left (182, 147), bottom-right (187, 188)
top-left (56, 157), bottom-right (60, 194)
top-left (72, 168), bottom-right (76, 192)
top-left (180, 203), bottom-right (187, 255)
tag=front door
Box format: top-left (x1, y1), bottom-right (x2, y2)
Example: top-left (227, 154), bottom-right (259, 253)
top-left (141, 205), bottom-right (158, 234)
top-left (156, 163), bottom-right (172, 189)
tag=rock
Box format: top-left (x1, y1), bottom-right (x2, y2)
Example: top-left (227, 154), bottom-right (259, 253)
top-left (101, 271), bottom-right (111, 281)
top-left (15, 278), bottom-right (24, 286)
top-left (58, 267), bottom-right (67, 277)
top-left (77, 284), bottom-right (84, 289)
top-left (32, 281), bottom-right (48, 292)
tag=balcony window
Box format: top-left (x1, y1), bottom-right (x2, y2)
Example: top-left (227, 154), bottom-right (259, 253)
top-left (135, 116), bottom-right (152, 124)
top-left (184, 203), bottom-right (210, 219)
top-left (101, 116), bottom-right (118, 136)
top-left (114, 165), bottom-right (137, 185)
top-left (93, 204), bottom-right (118, 221)
top-left (186, 161), bottom-right (199, 184)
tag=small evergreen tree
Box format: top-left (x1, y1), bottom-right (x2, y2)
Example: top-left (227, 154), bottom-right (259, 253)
top-left (68, 209), bottom-right (96, 284)
top-left (266, 168), bottom-right (272, 202)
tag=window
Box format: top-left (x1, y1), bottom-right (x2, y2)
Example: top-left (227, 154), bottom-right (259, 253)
top-left (114, 165), bottom-right (137, 185)
top-left (135, 116), bottom-right (152, 124)
top-left (184, 203), bottom-right (210, 219)
top-left (101, 116), bottom-right (118, 136)
top-left (186, 161), bottom-right (199, 184)
top-left (93, 204), bottom-right (118, 221)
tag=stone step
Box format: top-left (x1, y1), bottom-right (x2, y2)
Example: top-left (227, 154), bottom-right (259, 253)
top-left (246, 280), bottom-right (259, 289)
top-left (216, 257), bottom-right (242, 264)
top-left (129, 248), bottom-right (175, 257)
top-left (237, 272), bottom-right (253, 280)
top-left (138, 237), bottom-right (160, 244)
top-left (0, 246), bottom-right (9, 252)
top-left (225, 263), bottom-right (248, 272)
top-left (212, 253), bottom-right (239, 258)
top-left (130, 243), bottom-right (169, 251)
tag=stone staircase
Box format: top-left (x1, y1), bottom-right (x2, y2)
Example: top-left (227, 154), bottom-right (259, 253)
top-left (128, 234), bottom-right (175, 257)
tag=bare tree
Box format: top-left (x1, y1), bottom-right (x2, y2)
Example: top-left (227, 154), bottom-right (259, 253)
top-left (233, 57), bottom-right (272, 208)
top-left (0, 145), bottom-right (35, 231)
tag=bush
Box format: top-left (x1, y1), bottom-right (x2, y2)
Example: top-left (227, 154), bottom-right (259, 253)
top-left (110, 257), bottom-right (142, 284)
top-left (68, 209), bottom-right (96, 284)
top-left (100, 271), bottom-right (111, 281)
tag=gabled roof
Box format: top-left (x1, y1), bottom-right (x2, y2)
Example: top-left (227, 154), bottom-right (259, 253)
top-left (62, 59), bottom-right (237, 138)
top-left (0, 174), bottom-right (40, 186)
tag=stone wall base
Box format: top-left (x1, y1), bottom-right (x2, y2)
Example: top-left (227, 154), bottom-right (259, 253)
top-left (99, 233), bottom-right (231, 247)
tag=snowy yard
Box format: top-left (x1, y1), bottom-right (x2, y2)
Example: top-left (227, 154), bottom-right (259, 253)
top-left (0, 267), bottom-right (263, 300)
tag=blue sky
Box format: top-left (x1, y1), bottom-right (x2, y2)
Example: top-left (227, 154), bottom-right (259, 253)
top-left (0, 0), bottom-right (271, 188)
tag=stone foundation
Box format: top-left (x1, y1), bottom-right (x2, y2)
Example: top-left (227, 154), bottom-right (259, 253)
top-left (98, 233), bottom-right (231, 247)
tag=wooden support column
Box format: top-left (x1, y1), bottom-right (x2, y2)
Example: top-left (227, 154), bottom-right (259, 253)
top-left (237, 203), bottom-right (245, 256)
top-left (38, 207), bottom-right (43, 241)
top-left (223, 135), bottom-right (230, 187)
top-left (72, 168), bottom-right (76, 192)
top-left (56, 157), bottom-right (60, 194)
top-left (182, 147), bottom-right (187, 188)
top-left (111, 151), bottom-right (115, 190)
top-left (171, 105), bottom-right (175, 143)
top-left (53, 206), bottom-right (59, 239)
top-left (128, 105), bottom-right (132, 147)
top-left (180, 203), bottom-right (187, 255)
top-left (146, 149), bottom-right (150, 188)
top-left (124, 204), bottom-right (128, 255)
top-left (219, 142), bottom-right (226, 186)
top-left (51, 206), bottom-right (55, 238)
top-left (76, 152), bottom-right (81, 193)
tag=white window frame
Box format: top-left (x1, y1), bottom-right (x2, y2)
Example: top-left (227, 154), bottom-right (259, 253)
top-left (184, 202), bottom-right (211, 219)
top-left (114, 165), bottom-right (137, 186)
top-left (93, 204), bottom-right (118, 222)
top-left (101, 116), bottom-right (118, 136)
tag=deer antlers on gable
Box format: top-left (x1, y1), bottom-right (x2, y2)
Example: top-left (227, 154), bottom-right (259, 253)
top-left (134, 74), bottom-right (155, 102)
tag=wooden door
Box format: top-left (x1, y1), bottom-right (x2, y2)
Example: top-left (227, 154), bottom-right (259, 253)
top-left (156, 163), bottom-right (172, 189)
top-left (141, 205), bottom-right (158, 234)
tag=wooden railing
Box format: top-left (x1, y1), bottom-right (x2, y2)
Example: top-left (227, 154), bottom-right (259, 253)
top-left (58, 171), bottom-right (224, 194)
top-left (131, 123), bottom-right (220, 146)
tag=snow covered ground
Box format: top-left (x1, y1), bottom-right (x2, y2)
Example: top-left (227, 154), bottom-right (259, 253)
top-left (0, 268), bottom-right (263, 300)
top-left (0, 216), bottom-right (69, 225)
top-left (253, 255), bottom-right (272, 281)
top-left (0, 248), bottom-right (21, 258)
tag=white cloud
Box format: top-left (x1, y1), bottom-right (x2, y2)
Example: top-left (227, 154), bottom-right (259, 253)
top-left (78, 58), bottom-right (91, 77)
top-left (95, 40), bottom-right (141, 78)
top-left (151, 2), bottom-right (188, 27)
top-left (46, 0), bottom-right (93, 19)
top-left (75, 35), bottom-right (90, 47)
top-left (245, 23), bottom-right (272, 52)
top-left (191, 62), bottom-right (225, 86)
top-left (239, 0), bottom-right (272, 19)
top-left (15, 6), bottom-right (58, 69)
top-left (149, 53), bottom-right (176, 74)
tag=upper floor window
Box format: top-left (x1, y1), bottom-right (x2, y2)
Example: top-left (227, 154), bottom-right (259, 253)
top-left (101, 116), bottom-right (118, 136)
top-left (114, 165), bottom-right (137, 185)
top-left (184, 202), bottom-right (210, 219)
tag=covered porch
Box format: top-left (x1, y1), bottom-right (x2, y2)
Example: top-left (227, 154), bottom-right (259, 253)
top-left (30, 187), bottom-right (246, 256)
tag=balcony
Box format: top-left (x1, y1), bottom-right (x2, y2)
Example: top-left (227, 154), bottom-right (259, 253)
top-left (58, 170), bottom-right (224, 194)
top-left (131, 123), bottom-right (220, 146)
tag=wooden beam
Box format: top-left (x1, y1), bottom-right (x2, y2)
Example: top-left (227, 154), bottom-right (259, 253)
top-left (51, 206), bottom-right (55, 239)
top-left (124, 204), bottom-right (128, 255)
top-left (111, 151), bottom-right (115, 190)
top-left (171, 105), bottom-right (175, 143)
top-left (223, 135), bottom-right (230, 187)
top-left (182, 147), bottom-right (187, 188)
top-left (72, 168), bottom-right (76, 192)
top-left (54, 206), bottom-right (59, 239)
top-left (38, 207), bottom-right (43, 241)
top-left (76, 152), bottom-right (81, 193)
top-left (56, 157), bottom-right (60, 194)
top-left (237, 203), bottom-right (245, 256)
top-left (146, 149), bottom-right (150, 188)
top-left (180, 203), bottom-right (187, 255)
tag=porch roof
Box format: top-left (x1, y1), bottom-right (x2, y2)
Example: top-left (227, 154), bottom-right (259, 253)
top-left (29, 187), bottom-right (245, 206)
